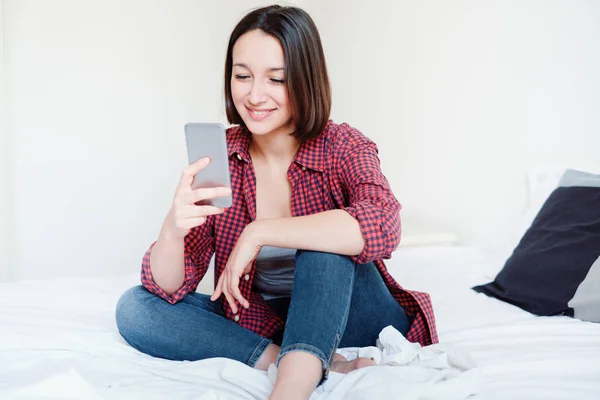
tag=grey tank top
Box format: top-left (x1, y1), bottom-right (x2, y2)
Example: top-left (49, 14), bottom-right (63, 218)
top-left (252, 246), bottom-right (297, 300)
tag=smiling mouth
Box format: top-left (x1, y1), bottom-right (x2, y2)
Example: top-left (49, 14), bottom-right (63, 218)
top-left (246, 106), bottom-right (276, 120)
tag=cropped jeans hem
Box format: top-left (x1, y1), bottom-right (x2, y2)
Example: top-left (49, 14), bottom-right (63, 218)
top-left (248, 337), bottom-right (273, 367)
top-left (276, 342), bottom-right (332, 386)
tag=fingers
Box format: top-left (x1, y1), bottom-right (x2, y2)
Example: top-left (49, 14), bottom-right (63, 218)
top-left (213, 270), bottom-right (238, 314)
top-left (221, 275), bottom-right (238, 314)
top-left (169, 206), bottom-right (217, 233)
top-left (173, 216), bottom-right (206, 233)
top-left (211, 273), bottom-right (223, 301)
top-left (183, 187), bottom-right (232, 206)
top-left (211, 270), bottom-right (248, 314)
top-left (181, 204), bottom-right (225, 218)
top-left (178, 157), bottom-right (210, 190)
top-left (230, 275), bottom-right (249, 309)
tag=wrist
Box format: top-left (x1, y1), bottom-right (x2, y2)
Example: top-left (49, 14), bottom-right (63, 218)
top-left (246, 219), bottom-right (270, 246)
top-left (159, 227), bottom-right (184, 243)
top-left (160, 213), bottom-right (185, 242)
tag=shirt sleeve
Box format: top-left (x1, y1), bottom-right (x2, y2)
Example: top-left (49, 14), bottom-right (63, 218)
top-left (140, 215), bottom-right (216, 304)
top-left (339, 139), bottom-right (402, 264)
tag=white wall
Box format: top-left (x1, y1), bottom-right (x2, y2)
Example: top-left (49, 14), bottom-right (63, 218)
top-left (307, 0), bottom-right (600, 250)
top-left (3, 0), bottom-right (286, 280)
top-left (3, 0), bottom-right (600, 280)
top-left (0, 0), bottom-right (11, 280)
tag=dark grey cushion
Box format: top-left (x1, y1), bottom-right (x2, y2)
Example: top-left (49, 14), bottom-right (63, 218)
top-left (472, 169), bottom-right (600, 322)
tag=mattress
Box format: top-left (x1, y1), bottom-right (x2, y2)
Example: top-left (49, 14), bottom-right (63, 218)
top-left (1, 245), bottom-right (599, 399)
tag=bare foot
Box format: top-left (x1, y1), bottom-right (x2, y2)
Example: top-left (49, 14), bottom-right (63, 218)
top-left (330, 353), bottom-right (377, 374)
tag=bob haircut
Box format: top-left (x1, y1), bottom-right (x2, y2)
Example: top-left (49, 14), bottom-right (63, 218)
top-left (224, 5), bottom-right (331, 142)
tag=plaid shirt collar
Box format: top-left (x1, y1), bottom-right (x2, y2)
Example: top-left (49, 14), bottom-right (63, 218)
top-left (227, 121), bottom-right (330, 173)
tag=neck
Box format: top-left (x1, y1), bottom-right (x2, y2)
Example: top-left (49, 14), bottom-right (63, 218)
top-left (249, 124), bottom-right (300, 165)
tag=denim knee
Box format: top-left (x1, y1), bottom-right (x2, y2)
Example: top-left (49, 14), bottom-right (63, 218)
top-left (115, 285), bottom-right (151, 343)
top-left (295, 249), bottom-right (355, 269)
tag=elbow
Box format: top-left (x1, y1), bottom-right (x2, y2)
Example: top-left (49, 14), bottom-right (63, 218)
top-left (346, 199), bottom-right (401, 263)
top-left (388, 232), bottom-right (401, 255)
top-left (158, 282), bottom-right (184, 298)
top-left (382, 203), bottom-right (402, 257)
top-left (389, 215), bottom-right (401, 253)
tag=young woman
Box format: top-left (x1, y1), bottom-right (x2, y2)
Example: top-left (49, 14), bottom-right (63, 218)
top-left (116, 5), bottom-right (437, 400)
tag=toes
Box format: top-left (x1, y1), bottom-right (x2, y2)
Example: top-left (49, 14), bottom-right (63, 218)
top-left (355, 357), bottom-right (377, 369)
top-left (331, 357), bottom-right (377, 374)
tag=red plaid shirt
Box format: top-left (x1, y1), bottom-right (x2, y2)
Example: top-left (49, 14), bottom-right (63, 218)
top-left (141, 120), bottom-right (438, 346)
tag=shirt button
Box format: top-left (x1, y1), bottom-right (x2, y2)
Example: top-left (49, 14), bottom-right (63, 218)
top-left (234, 315), bottom-right (240, 322)
top-left (301, 166), bottom-right (306, 171)
top-left (244, 274), bottom-right (250, 281)
top-left (236, 153), bottom-right (242, 161)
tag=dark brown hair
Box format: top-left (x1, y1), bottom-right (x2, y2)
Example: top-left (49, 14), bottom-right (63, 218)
top-left (224, 5), bottom-right (331, 142)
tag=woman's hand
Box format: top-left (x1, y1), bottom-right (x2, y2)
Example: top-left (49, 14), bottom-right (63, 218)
top-left (210, 223), bottom-right (263, 314)
top-left (164, 157), bottom-right (232, 239)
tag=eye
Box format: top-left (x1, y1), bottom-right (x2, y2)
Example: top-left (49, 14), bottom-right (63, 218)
top-left (235, 75), bottom-right (250, 81)
top-left (270, 78), bottom-right (285, 84)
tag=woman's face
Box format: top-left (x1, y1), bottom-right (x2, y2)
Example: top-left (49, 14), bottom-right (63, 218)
top-left (231, 29), bottom-right (293, 136)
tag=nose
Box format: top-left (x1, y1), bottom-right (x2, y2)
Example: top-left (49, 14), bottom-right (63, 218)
top-left (248, 80), bottom-right (268, 105)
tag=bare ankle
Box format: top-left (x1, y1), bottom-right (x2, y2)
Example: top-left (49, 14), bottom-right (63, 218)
top-left (270, 352), bottom-right (322, 400)
top-left (254, 344), bottom-right (280, 371)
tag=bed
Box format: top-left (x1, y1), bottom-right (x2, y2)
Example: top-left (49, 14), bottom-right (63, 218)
top-left (1, 244), bottom-right (599, 399)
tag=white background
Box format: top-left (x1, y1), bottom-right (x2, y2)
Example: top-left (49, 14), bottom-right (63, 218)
top-left (1, 0), bottom-right (599, 280)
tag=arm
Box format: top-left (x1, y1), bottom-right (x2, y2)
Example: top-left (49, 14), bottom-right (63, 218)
top-left (249, 209), bottom-right (365, 256)
top-left (148, 226), bottom-right (185, 296)
top-left (250, 139), bottom-right (401, 263)
top-left (141, 213), bottom-right (215, 304)
top-left (338, 140), bottom-right (402, 263)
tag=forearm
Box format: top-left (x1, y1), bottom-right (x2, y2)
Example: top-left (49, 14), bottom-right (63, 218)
top-left (251, 209), bottom-right (365, 255)
top-left (149, 220), bottom-right (186, 296)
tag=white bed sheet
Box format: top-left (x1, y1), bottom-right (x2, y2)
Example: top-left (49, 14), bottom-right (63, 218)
top-left (1, 246), bottom-right (599, 399)
top-left (391, 246), bottom-right (600, 399)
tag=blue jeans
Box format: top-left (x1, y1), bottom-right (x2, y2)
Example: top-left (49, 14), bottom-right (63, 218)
top-left (115, 250), bottom-right (410, 386)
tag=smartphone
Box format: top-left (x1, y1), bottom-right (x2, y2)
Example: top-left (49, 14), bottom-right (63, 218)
top-left (184, 122), bottom-right (232, 208)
